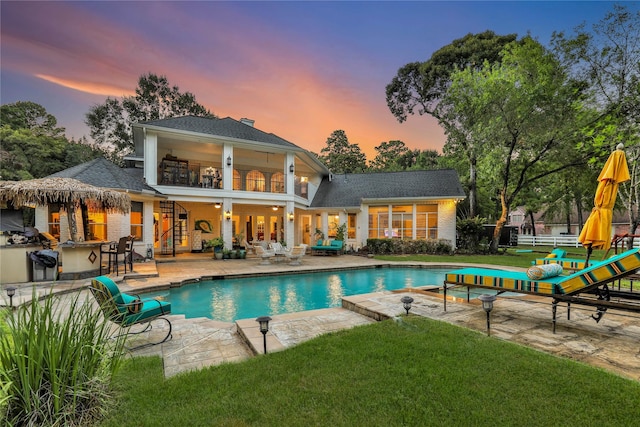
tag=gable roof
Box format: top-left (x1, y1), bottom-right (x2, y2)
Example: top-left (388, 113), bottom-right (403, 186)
top-left (135, 115), bottom-right (298, 149)
top-left (310, 170), bottom-right (466, 208)
top-left (48, 157), bottom-right (160, 195)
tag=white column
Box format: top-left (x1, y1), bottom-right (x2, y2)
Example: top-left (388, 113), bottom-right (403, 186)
top-left (144, 132), bottom-right (158, 186)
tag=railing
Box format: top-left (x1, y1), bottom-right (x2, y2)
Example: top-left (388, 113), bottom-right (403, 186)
top-left (518, 234), bottom-right (640, 249)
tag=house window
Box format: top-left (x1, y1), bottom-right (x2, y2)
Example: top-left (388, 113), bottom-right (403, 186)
top-left (130, 201), bottom-right (143, 241)
top-left (48, 203), bottom-right (61, 240)
top-left (368, 206), bottom-right (389, 238)
top-left (271, 172), bottom-right (285, 193)
top-left (246, 170), bottom-right (265, 192)
top-left (348, 213), bottom-right (356, 239)
top-left (392, 205), bottom-right (412, 239)
top-left (87, 208), bottom-right (107, 241)
top-left (416, 205), bottom-right (438, 239)
top-left (328, 213), bottom-right (339, 238)
top-left (233, 170), bottom-right (242, 190)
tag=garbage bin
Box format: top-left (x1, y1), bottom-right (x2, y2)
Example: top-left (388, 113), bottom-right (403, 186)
top-left (29, 249), bottom-right (59, 282)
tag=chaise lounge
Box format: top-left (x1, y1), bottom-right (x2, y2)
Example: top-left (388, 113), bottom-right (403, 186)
top-left (311, 239), bottom-right (343, 255)
top-left (532, 248), bottom-right (593, 271)
top-left (89, 275), bottom-right (172, 349)
top-left (443, 248), bottom-right (640, 330)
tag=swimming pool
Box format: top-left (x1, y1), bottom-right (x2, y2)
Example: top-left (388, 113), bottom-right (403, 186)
top-left (143, 267), bottom-right (450, 322)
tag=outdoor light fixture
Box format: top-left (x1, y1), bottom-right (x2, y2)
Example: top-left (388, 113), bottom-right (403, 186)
top-left (272, 205), bottom-right (279, 211)
top-left (256, 316), bottom-right (272, 354)
top-left (225, 210), bottom-right (231, 221)
top-left (401, 296), bottom-right (414, 316)
top-left (6, 286), bottom-right (16, 308)
top-left (289, 163), bottom-right (294, 173)
top-left (478, 294), bottom-right (497, 336)
top-left (288, 211), bottom-right (294, 222)
top-left (226, 156), bottom-right (232, 166)
top-left (214, 202), bottom-right (221, 209)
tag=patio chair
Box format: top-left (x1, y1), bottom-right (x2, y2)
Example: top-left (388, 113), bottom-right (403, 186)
top-left (100, 236), bottom-right (130, 276)
top-left (286, 244), bottom-right (307, 266)
top-left (89, 275), bottom-right (172, 349)
top-left (241, 238), bottom-right (255, 255)
top-left (255, 245), bottom-right (276, 265)
top-left (269, 241), bottom-right (288, 255)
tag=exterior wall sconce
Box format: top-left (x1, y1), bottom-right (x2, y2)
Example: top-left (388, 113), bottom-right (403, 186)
top-left (401, 295), bottom-right (414, 316)
top-left (478, 294), bottom-right (497, 336)
top-left (256, 316), bottom-right (272, 354)
top-left (226, 156), bottom-right (232, 166)
top-left (214, 202), bottom-right (221, 209)
top-left (289, 163), bottom-right (294, 173)
top-left (288, 212), bottom-right (294, 222)
top-left (224, 210), bottom-right (232, 221)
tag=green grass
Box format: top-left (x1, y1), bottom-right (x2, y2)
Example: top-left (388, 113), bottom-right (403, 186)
top-left (374, 245), bottom-right (610, 268)
top-left (101, 317), bottom-right (640, 426)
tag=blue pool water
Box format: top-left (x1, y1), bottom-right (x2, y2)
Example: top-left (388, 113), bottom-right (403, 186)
top-left (143, 267), bottom-right (450, 322)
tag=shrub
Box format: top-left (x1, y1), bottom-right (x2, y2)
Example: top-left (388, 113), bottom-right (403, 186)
top-left (0, 290), bottom-right (127, 426)
top-left (365, 238), bottom-right (453, 255)
top-left (456, 216), bottom-right (490, 254)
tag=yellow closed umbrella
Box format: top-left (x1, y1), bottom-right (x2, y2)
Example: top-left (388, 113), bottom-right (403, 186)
top-left (578, 144), bottom-right (630, 261)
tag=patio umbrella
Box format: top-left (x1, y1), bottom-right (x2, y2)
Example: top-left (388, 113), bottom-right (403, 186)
top-left (0, 177), bottom-right (130, 242)
top-left (578, 144), bottom-right (630, 263)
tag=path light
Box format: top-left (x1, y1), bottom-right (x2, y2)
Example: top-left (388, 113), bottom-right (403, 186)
top-left (6, 286), bottom-right (16, 308)
top-left (256, 316), bottom-right (272, 354)
top-left (478, 294), bottom-right (497, 336)
top-left (401, 296), bottom-right (414, 316)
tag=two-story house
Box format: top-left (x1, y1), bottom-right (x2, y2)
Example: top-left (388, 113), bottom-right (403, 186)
top-left (38, 115), bottom-right (466, 258)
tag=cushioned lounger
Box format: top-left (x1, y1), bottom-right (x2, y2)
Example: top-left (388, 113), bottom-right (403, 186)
top-left (445, 248), bottom-right (640, 296)
top-left (533, 258), bottom-right (592, 271)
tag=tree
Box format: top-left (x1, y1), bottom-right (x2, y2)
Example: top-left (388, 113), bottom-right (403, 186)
top-left (386, 31), bottom-right (517, 217)
top-left (1, 102), bottom-right (104, 181)
top-left (0, 101), bottom-right (65, 137)
top-left (552, 4), bottom-right (640, 244)
top-left (441, 37), bottom-right (592, 252)
top-left (369, 140), bottom-right (410, 171)
top-left (318, 130), bottom-right (367, 173)
top-left (86, 73), bottom-right (215, 160)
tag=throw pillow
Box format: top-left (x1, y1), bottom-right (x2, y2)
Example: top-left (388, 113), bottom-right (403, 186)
top-left (526, 263), bottom-right (563, 280)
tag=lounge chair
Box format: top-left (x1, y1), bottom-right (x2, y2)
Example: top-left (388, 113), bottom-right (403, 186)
top-left (444, 248), bottom-right (640, 330)
top-left (255, 245), bottom-right (275, 265)
top-left (89, 275), bottom-right (172, 349)
top-left (269, 241), bottom-right (287, 255)
top-left (241, 238), bottom-right (255, 255)
top-left (532, 248), bottom-right (593, 271)
top-left (286, 244), bottom-right (307, 266)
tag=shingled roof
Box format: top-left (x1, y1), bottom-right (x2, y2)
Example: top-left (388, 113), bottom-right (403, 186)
top-left (49, 157), bottom-right (159, 194)
top-left (310, 170), bottom-right (466, 208)
top-left (137, 115), bottom-right (298, 149)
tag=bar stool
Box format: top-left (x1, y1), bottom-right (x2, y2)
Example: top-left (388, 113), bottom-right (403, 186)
top-left (100, 236), bottom-right (129, 276)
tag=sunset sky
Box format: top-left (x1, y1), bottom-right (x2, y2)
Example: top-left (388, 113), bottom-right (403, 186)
top-left (0, 1), bottom-right (628, 159)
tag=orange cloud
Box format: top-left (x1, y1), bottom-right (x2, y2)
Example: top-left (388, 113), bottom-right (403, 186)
top-left (35, 74), bottom-right (135, 97)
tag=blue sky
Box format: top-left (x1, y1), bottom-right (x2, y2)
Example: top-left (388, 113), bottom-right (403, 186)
top-left (0, 1), bottom-right (630, 158)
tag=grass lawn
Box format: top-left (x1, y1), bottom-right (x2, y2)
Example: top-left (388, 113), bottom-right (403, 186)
top-left (101, 316), bottom-right (640, 426)
top-left (98, 245), bottom-right (639, 426)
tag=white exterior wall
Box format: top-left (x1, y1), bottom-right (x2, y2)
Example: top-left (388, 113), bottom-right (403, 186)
top-left (437, 200), bottom-right (457, 247)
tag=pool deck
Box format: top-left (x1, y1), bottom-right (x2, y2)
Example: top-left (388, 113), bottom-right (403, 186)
top-left (3, 253), bottom-right (640, 381)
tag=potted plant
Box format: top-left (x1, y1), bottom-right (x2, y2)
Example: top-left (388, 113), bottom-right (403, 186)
top-left (335, 223), bottom-right (347, 242)
top-left (222, 248), bottom-right (231, 259)
top-left (206, 237), bottom-right (224, 259)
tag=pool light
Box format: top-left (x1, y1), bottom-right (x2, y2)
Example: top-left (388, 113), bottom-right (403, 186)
top-left (478, 294), bottom-right (497, 336)
top-left (400, 295), bottom-right (414, 316)
top-left (256, 316), bottom-right (272, 354)
top-left (6, 286), bottom-right (16, 308)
